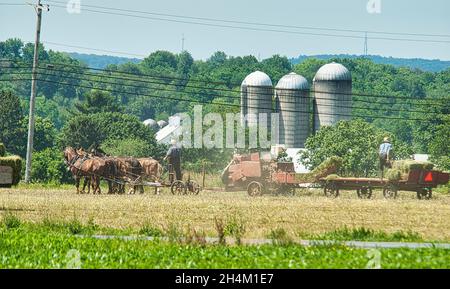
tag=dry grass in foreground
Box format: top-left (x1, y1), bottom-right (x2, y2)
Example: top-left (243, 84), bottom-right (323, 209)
top-left (0, 186), bottom-right (449, 241)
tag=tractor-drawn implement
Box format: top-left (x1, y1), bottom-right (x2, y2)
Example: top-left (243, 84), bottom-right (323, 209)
top-left (221, 152), bottom-right (449, 200)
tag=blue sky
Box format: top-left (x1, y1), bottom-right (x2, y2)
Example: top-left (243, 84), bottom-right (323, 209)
top-left (1, 0), bottom-right (449, 60)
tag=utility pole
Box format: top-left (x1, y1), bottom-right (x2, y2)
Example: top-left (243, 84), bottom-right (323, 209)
top-left (364, 32), bottom-right (368, 57)
top-left (181, 33), bottom-right (185, 51)
top-left (25, 0), bottom-right (49, 183)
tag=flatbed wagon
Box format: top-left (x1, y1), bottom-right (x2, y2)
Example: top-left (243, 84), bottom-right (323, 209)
top-left (319, 170), bottom-right (449, 199)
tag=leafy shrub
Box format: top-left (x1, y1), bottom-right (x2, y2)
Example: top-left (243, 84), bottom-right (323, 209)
top-left (268, 228), bottom-right (293, 246)
top-left (102, 138), bottom-right (164, 158)
top-left (31, 148), bottom-right (72, 184)
top-left (2, 213), bottom-right (21, 229)
top-left (0, 143), bottom-right (5, 157)
top-left (225, 214), bottom-right (246, 245)
top-left (68, 219), bottom-right (83, 235)
top-left (139, 222), bottom-right (163, 237)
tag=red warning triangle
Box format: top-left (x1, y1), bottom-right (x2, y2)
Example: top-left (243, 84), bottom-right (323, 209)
top-left (424, 172), bottom-right (433, 182)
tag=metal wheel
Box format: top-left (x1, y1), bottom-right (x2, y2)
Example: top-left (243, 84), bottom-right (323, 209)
top-left (383, 184), bottom-right (398, 199)
top-left (357, 187), bottom-right (373, 199)
top-left (186, 180), bottom-right (201, 195)
top-left (324, 182), bottom-right (339, 198)
top-left (247, 181), bottom-right (263, 197)
top-left (171, 180), bottom-right (186, 195)
top-left (417, 188), bottom-right (432, 200)
top-left (277, 185), bottom-right (295, 196)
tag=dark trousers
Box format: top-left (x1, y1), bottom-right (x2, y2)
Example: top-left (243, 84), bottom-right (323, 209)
top-left (379, 154), bottom-right (388, 178)
top-left (171, 162), bottom-right (182, 181)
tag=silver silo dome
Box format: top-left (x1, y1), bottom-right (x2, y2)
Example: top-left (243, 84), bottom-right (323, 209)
top-left (157, 120), bottom-right (168, 129)
top-left (313, 62), bottom-right (352, 132)
top-left (275, 72), bottom-right (310, 148)
top-left (143, 118), bottom-right (158, 130)
top-left (241, 71), bottom-right (273, 128)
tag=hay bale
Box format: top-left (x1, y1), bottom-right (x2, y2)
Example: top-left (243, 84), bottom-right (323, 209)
top-left (0, 143), bottom-right (5, 157)
top-left (0, 155), bottom-right (22, 185)
top-left (385, 169), bottom-right (402, 181)
top-left (392, 160), bottom-right (434, 174)
top-left (311, 156), bottom-right (343, 178)
top-left (324, 174), bottom-right (340, 181)
top-left (295, 156), bottom-right (343, 182)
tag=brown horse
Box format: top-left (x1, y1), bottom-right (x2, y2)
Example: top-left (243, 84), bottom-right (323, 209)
top-left (64, 147), bottom-right (116, 194)
top-left (113, 157), bottom-right (143, 194)
top-left (138, 157), bottom-right (163, 194)
top-left (64, 147), bottom-right (94, 194)
top-left (77, 148), bottom-right (118, 194)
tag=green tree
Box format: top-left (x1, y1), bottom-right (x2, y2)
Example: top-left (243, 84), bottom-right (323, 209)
top-left (75, 90), bottom-right (123, 114)
top-left (21, 116), bottom-right (57, 152)
top-left (0, 90), bottom-right (25, 156)
top-left (300, 119), bottom-right (413, 177)
top-left (260, 54), bottom-right (292, 82)
top-left (101, 138), bottom-right (165, 158)
top-left (0, 38), bottom-right (23, 59)
top-left (428, 115), bottom-right (450, 171)
top-left (58, 112), bottom-right (162, 158)
top-left (31, 147), bottom-right (72, 184)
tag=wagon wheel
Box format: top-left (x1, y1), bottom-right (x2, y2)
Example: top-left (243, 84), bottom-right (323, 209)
top-left (324, 182), bottom-right (339, 198)
top-left (417, 188), bottom-right (432, 200)
top-left (171, 180), bottom-right (186, 195)
top-left (277, 185), bottom-right (295, 196)
top-left (247, 181), bottom-right (263, 197)
top-left (383, 184), bottom-right (398, 199)
top-left (357, 187), bottom-right (373, 199)
top-left (186, 180), bottom-right (201, 195)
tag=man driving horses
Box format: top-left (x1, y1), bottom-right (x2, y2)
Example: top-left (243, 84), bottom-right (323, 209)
top-left (164, 139), bottom-right (182, 181)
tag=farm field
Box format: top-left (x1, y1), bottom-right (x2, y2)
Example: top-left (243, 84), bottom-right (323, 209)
top-left (1, 185), bottom-right (449, 242)
top-left (1, 223), bottom-right (449, 269)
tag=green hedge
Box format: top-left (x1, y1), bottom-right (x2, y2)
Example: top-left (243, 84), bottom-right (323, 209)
top-left (0, 143), bottom-right (5, 157)
top-left (0, 155), bottom-right (22, 185)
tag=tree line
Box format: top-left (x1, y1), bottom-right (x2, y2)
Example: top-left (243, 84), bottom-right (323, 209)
top-left (0, 38), bottom-right (448, 183)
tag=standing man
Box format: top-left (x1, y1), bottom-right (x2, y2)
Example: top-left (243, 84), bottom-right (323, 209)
top-left (379, 137), bottom-right (392, 179)
top-left (164, 139), bottom-right (182, 181)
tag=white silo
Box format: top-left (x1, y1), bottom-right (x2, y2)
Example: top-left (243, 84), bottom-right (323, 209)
top-left (313, 62), bottom-right (352, 132)
top-left (157, 120), bottom-right (168, 129)
top-left (275, 72), bottom-right (310, 148)
top-left (143, 118), bottom-right (158, 131)
top-left (240, 71), bottom-right (273, 128)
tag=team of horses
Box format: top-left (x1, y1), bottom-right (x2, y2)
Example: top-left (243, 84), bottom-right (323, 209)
top-left (63, 146), bottom-right (162, 194)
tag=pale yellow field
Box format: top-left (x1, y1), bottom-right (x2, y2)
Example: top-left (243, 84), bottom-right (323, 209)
top-left (1, 186), bottom-right (449, 241)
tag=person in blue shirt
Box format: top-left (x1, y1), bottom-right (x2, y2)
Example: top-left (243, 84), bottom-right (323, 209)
top-left (379, 137), bottom-right (392, 178)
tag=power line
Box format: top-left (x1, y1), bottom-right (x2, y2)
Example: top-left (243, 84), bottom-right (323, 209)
top-left (45, 3), bottom-right (450, 44)
top-left (2, 58), bottom-right (449, 106)
top-left (0, 3), bottom-right (28, 5)
top-left (42, 41), bottom-right (147, 58)
top-left (3, 68), bottom-right (447, 116)
top-left (45, 0), bottom-right (450, 39)
top-left (0, 76), bottom-right (439, 122)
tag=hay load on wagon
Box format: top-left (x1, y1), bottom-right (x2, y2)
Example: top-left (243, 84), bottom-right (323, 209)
top-left (0, 143), bottom-right (22, 187)
top-left (294, 156), bottom-right (343, 183)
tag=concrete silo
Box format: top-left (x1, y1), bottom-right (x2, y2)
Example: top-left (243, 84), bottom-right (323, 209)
top-left (143, 118), bottom-right (158, 131)
top-left (157, 120), bottom-right (168, 129)
top-left (313, 62), bottom-right (352, 132)
top-left (240, 71), bottom-right (273, 128)
top-left (275, 72), bottom-right (310, 148)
